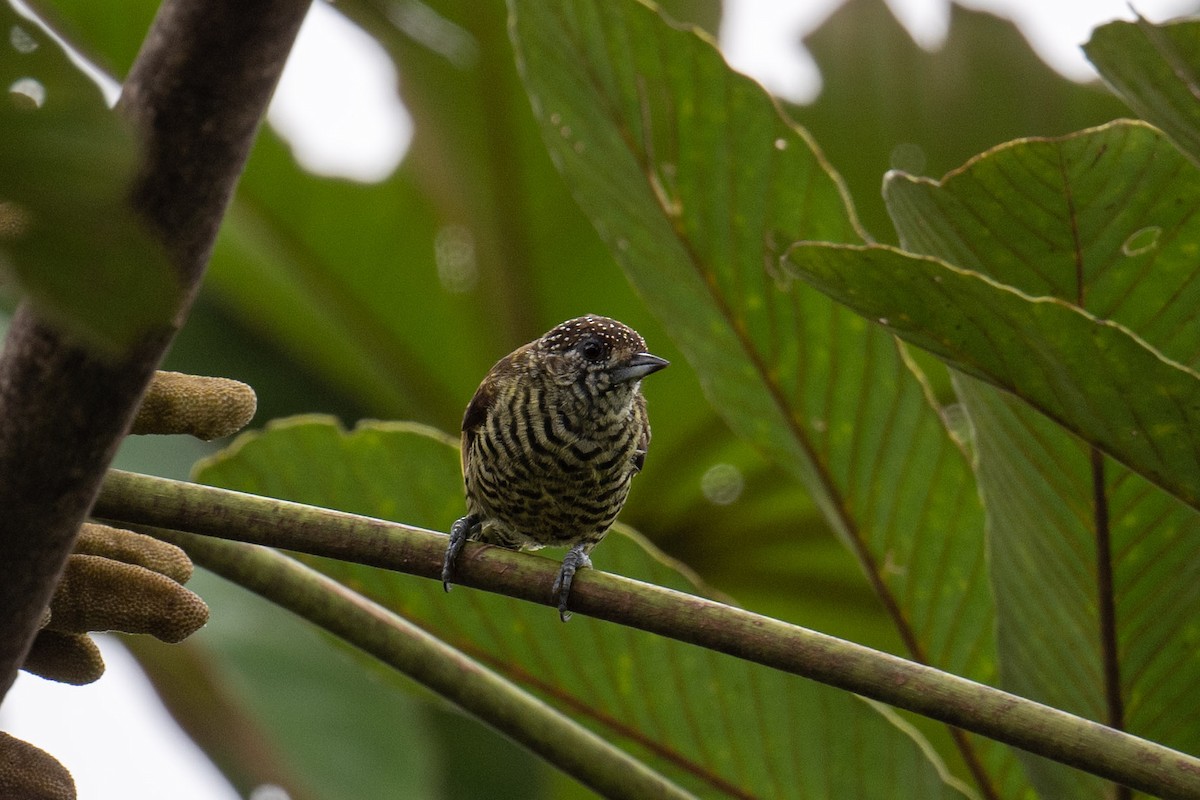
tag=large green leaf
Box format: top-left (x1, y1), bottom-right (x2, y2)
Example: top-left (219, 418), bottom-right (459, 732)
top-left (195, 416), bottom-right (972, 800)
top-left (885, 121), bottom-right (1200, 340)
top-left (783, 240), bottom-right (1200, 513)
top-left (207, 134), bottom-right (461, 420)
top-left (0, 4), bottom-right (176, 354)
top-left (1085, 17), bottom-right (1200, 167)
top-left (882, 119), bottom-right (1200, 797)
top-left (19, 0), bottom-right (157, 79)
top-left (951, 378), bottom-right (1200, 799)
top-left (796, 0), bottom-right (1129, 243)
top-left (508, 1), bottom-right (1025, 794)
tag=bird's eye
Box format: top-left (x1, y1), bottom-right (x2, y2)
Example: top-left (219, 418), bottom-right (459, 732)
top-left (579, 338), bottom-right (606, 362)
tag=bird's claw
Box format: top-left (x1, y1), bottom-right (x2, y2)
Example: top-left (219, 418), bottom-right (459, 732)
top-left (442, 514), bottom-right (479, 592)
top-left (551, 545), bottom-right (593, 622)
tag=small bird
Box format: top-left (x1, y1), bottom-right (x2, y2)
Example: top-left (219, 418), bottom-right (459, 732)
top-left (442, 315), bottom-right (668, 620)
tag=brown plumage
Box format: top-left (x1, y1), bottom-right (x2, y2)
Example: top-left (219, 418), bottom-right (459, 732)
top-left (442, 315), bottom-right (668, 620)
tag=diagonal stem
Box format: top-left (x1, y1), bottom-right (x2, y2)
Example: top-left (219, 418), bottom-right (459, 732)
top-left (155, 528), bottom-right (696, 800)
top-left (95, 468), bottom-right (1200, 800)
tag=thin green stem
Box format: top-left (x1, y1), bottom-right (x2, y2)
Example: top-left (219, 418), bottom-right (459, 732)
top-left (155, 528), bottom-right (695, 800)
top-left (95, 469), bottom-right (1200, 800)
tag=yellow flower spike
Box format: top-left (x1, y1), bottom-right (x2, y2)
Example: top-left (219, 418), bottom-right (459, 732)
top-left (22, 630), bottom-right (105, 686)
top-left (74, 522), bottom-right (193, 584)
top-left (130, 370), bottom-right (256, 440)
top-left (48, 554), bottom-right (209, 643)
top-left (21, 523), bottom-right (208, 686)
top-left (0, 732), bottom-right (76, 800)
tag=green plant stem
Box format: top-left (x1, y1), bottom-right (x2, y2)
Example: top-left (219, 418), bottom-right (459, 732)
top-left (152, 528), bottom-right (694, 800)
top-left (95, 468), bottom-right (1200, 800)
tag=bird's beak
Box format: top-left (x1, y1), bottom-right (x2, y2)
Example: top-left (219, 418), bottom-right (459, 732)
top-left (611, 352), bottom-right (670, 384)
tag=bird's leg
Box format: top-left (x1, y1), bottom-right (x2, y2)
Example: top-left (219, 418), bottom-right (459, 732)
top-left (442, 514), bottom-right (480, 592)
top-left (551, 543), bottom-right (593, 622)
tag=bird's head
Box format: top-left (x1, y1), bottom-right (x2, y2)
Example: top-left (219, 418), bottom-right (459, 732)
top-left (534, 315), bottom-right (669, 402)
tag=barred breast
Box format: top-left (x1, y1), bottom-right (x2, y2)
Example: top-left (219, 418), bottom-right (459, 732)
top-left (464, 379), bottom-right (648, 550)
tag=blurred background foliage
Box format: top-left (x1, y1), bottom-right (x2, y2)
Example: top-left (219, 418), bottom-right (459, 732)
top-left (9, 0), bottom-right (1194, 796)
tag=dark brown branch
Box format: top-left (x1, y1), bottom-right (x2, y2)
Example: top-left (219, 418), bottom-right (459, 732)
top-left (0, 0), bottom-right (310, 697)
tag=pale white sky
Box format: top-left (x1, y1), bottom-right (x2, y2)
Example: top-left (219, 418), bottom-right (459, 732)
top-left (4, 1), bottom-right (1196, 798)
top-left (721, 0), bottom-right (1198, 101)
top-left (1, 636), bottom-right (239, 799)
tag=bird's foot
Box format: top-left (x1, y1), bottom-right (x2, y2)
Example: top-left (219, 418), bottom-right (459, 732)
top-left (442, 514), bottom-right (480, 592)
top-left (551, 545), bottom-right (593, 622)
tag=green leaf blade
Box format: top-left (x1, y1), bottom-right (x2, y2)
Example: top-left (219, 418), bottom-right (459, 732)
top-left (512, 1), bottom-right (863, 492)
top-left (880, 119), bottom-right (1200, 797)
top-left (1085, 18), bottom-right (1200, 167)
top-left (511, 1), bottom-right (1023, 792)
top-left (954, 375), bottom-right (1200, 797)
top-left (0, 7), bottom-right (178, 354)
top-left (799, 0), bottom-right (1128, 242)
top-left (784, 241), bottom-right (1200, 510)
top-left (885, 121), bottom-right (1200, 364)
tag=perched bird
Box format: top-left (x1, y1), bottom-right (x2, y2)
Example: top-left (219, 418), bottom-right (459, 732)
top-left (442, 315), bottom-right (668, 620)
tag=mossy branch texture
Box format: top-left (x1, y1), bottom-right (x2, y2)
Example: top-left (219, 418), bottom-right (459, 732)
top-left (95, 469), bottom-right (1200, 800)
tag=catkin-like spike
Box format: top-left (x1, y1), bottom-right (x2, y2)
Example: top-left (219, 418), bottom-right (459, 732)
top-left (48, 555), bottom-right (209, 643)
top-left (130, 370), bottom-right (256, 440)
top-left (75, 522), bottom-right (193, 584)
top-left (22, 631), bottom-right (105, 685)
top-left (0, 732), bottom-right (76, 800)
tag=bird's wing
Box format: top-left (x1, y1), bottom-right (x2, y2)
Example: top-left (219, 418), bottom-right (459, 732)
top-left (460, 350), bottom-right (520, 475)
top-left (632, 393), bottom-right (650, 472)
top-left (460, 379), bottom-right (493, 475)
